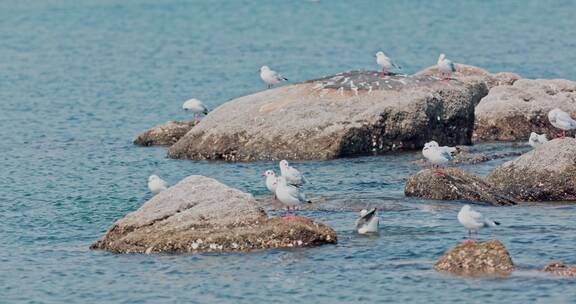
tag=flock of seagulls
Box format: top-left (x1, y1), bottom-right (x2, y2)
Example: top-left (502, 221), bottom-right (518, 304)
top-left (263, 160), bottom-right (311, 217)
top-left (144, 52), bottom-right (576, 241)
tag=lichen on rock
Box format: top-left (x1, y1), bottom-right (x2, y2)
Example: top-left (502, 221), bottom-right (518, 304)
top-left (434, 240), bottom-right (514, 276)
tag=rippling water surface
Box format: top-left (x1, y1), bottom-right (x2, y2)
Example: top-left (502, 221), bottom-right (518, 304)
top-left (1, 1), bottom-right (576, 303)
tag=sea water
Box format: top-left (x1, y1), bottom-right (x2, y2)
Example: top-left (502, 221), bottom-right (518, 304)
top-left (1, 0), bottom-right (575, 303)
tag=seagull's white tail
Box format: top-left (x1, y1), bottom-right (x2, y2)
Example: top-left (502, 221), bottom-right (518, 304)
top-left (484, 219), bottom-right (500, 227)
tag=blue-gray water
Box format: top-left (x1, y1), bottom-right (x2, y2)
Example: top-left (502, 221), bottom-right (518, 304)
top-left (1, 0), bottom-right (575, 303)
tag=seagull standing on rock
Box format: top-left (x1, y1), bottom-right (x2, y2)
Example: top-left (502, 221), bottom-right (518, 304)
top-left (528, 132), bottom-right (549, 147)
top-left (548, 108), bottom-right (576, 138)
top-left (262, 170), bottom-right (278, 197)
top-left (355, 208), bottom-right (379, 234)
top-left (148, 175), bottom-right (169, 195)
top-left (275, 176), bottom-right (312, 218)
top-left (422, 141), bottom-right (457, 176)
top-left (437, 53), bottom-right (457, 81)
top-left (182, 98), bottom-right (209, 123)
top-left (375, 51), bottom-right (401, 77)
top-left (260, 65), bottom-right (288, 89)
top-left (457, 205), bottom-right (500, 243)
top-left (279, 160), bottom-right (307, 187)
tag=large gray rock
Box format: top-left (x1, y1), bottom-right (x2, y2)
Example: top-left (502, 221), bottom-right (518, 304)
top-left (134, 120), bottom-right (197, 146)
top-left (486, 138), bottom-right (576, 201)
top-left (434, 240), bottom-right (514, 276)
top-left (474, 79), bottom-right (576, 141)
top-left (404, 168), bottom-right (516, 206)
top-left (168, 71), bottom-right (489, 161)
top-left (90, 175), bottom-right (336, 254)
top-left (416, 63), bottom-right (521, 89)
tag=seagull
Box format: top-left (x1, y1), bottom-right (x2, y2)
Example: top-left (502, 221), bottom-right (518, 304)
top-left (355, 208), bottom-right (379, 234)
top-left (148, 175), bottom-right (169, 195)
top-left (375, 51), bottom-right (401, 77)
top-left (260, 65), bottom-right (288, 89)
top-left (548, 108), bottom-right (576, 138)
top-left (279, 160), bottom-right (307, 187)
top-left (275, 176), bottom-right (312, 218)
top-left (262, 170), bottom-right (278, 197)
top-left (422, 141), bottom-right (457, 176)
top-left (457, 205), bottom-right (500, 243)
top-left (182, 98), bottom-right (209, 123)
top-left (528, 132), bottom-right (549, 147)
top-left (437, 53), bottom-right (457, 81)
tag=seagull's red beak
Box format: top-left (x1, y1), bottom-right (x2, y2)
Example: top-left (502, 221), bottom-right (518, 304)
top-left (261, 173), bottom-right (266, 176)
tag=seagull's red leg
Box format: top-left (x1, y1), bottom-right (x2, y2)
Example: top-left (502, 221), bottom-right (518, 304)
top-left (562, 130), bottom-right (566, 138)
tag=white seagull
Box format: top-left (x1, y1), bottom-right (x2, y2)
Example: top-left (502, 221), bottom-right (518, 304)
top-left (260, 65), bottom-right (288, 89)
top-left (528, 132), bottom-right (549, 147)
top-left (182, 98), bottom-right (209, 123)
top-left (457, 205), bottom-right (500, 243)
top-left (275, 176), bottom-right (312, 217)
top-left (355, 208), bottom-right (379, 234)
top-left (148, 175), bottom-right (169, 195)
top-left (279, 160), bottom-right (307, 187)
top-left (422, 141), bottom-right (457, 176)
top-left (375, 51), bottom-right (401, 77)
top-left (548, 108), bottom-right (576, 138)
top-left (262, 170), bottom-right (278, 196)
top-left (437, 53), bottom-right (457, 81)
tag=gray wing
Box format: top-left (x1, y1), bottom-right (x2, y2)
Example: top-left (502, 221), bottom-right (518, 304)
top-left (441, 150), bottom-right (453, 160)
top-left (356, 208), bottom-right (377, 228)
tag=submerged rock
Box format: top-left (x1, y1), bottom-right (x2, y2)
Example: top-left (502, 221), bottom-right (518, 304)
top-left (486, 138), bottom-right (576, 201)
top-left (543, 262), bottom-right (576, 278)
top-left (434, 240), bottom-right (514, 276)
top-left (474, 79), bottom-right (576, 142)
top-left (404, 168), bottom-right (516, 206)
top-left (168, 71), bottom-right (488, 161)
top-left (90, 175), bottom-right (336, 254)
top-left (415, 64), bottom-right (521, 88)
top-left (134, 120), bottom-right (196, 146)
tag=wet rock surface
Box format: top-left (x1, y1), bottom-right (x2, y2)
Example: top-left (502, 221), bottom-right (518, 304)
top-left (543, 262), bottom-right (576, 278)
top-left (404, 168), bottom-right (516, 206)
top-left (168, 70), bottom-right (488, 161)
top-left (90, 175), bottom-right (336, 254)
top-left (134, 120), bottom-right (197, 146)
top-left (486, 138), bottom-right (576, 201)
top-left (474, 79), bottom-right (576, 142)
top-left (434, 240), bottom-right (514, 276)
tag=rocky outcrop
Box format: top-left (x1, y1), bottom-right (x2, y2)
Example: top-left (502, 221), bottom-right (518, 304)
top-left (134, 120), bottom-right (196, 146)
top-left (543, 262), bottom-right (576, 278)
top-left (404, 168), bottom-right (516, 206)
top-left (474, 79), bottom-right (576, 141)
top-left (434, 240), bottom-right (514, 276)
top-left (168, 71), bottom-right (489, 161)
top-left (90, 175), bottom-right (336, 254)
top-left (416, 64), bottom-right (521, 88)
top-left (486, 138), bottom-right (576, 201)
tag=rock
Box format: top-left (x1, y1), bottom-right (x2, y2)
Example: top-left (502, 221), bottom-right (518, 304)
top-left (451, 151), bottom-right (524, 164)
top-left (543, 262), bottom-right (576, 278)
top-left (434, 240), bottom-right (514, 276)
top-left (474, 79), bottom-right (576, 142)
top-left (90, 175), bottom-right (336, 254)
top-left (404, 168), bottom-right (516, 206)
top-left (415, 64), bottom-right (521, 88)
top-left (486, 138), bottom-right (576, 201)
top-left (134, 120), bottom-right (197, 146)
top-left (168, 71), bottom-right (489, 161)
